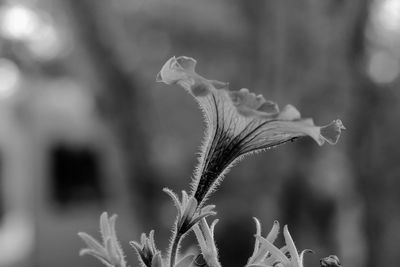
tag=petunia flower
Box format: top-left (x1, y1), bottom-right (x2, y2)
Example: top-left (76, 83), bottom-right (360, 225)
top-left (157, 56), bottom-right (345, 204)
top-left (78, 212), bottom-right (126, 267)
top-left (248, 219), bottom-right (312, 267)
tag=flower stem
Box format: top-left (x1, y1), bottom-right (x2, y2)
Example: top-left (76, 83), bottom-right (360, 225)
top-left (169, 231), bottom-right (182, 267)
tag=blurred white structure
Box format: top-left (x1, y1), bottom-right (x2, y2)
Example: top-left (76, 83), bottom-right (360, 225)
top-left (0, 76), bottom-right (134, 267)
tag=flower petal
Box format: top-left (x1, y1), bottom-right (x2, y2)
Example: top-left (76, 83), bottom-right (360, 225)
top-left (238, 119), bottom-right (324, 153)
top-left (230, 88), bottom-right (279, 117)
top-left (276, 105), bottom-right (301, 120)
top-left (157, 56), bottom-right (184, 85)
top-left (176, 56), bottom-right (197, 72)
top-left (320, 119), bottom-right (345, 145)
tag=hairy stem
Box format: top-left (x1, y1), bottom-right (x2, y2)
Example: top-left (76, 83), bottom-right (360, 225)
top-left (169, 232), bottom-right (182, 267)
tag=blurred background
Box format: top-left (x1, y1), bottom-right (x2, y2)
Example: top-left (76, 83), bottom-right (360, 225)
top-left (0, 0), bottom-right (399, 266)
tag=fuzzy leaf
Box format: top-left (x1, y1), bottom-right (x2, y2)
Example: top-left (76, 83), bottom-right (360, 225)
top-left (249, 220), bottom-right (280, 264)
top-left (255, 236), bottom-right (290, 265)
top-left (175, 254), bottom-right (195, 267)
top-left (100, 212), bottom-right (112, 245)
top-left (283, 225), bottom-right (301, 267)
top-left (151, 252), bottom-right (163, 267)
top-left (78, 232), bottom-right (107, 255)
top-left (266, 221), bottom-right (280, 243)
top-left (164, 188), bottom-right (182, 219)
top-left (248, 217), bottom-right (262, 265)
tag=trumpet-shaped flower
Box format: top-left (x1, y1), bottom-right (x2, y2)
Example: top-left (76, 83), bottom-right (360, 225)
top-left (157, 56), bottom-right (345, 204)
top-left (78, 212), bottom-right (126, 267)
top-left (248, 219), bottom-right (312, 267)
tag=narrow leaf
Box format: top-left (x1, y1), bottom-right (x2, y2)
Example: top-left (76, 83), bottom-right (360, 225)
top-left (100, 212), bottom-right (112, 245)
top-left (163, 188), bottom-right (182, 218)
top-left (255, 236), bottom-right (290, 265)
top-left (151, 252), bottom-right (163, 267)
top-left (283, 225), bottom-right (300, 266)
top-left (266, 221), bottom-right (280, 243)
top-left (175, 254), bottom-right (195, 267)
top-left (78, 232), bottom-right (107, 255)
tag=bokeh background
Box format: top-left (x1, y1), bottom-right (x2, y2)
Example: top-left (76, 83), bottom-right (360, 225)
top-left (0, 0), bottom-right (399, 266)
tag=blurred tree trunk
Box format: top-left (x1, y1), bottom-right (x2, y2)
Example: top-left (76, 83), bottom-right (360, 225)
top-left (62, 0), bottom-right (159, 223)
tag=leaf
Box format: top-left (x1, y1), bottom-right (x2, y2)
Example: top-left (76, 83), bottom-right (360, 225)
top-left (255, 236), bottom-right (289, 265)
top-left (163, 188), bottom-right (182, 218)
top-left (105, 237), bottom-right (120, 264)
top-left (79, 249), bottom-right (113, 267)
top-left (151, 252), bottom-right (163, 267)
top-left (100, 212), bottom-right (112, 245)
top-left (175, 254), bottom-right (195, 267)
top-left (266, 221), bottom-right (280, 243)
top-left (78, 232), bottom-right (107, 255)
top-left (249, 220), bottom-right (280, 264)
top-left (247, 218), bottom-right (262, 265)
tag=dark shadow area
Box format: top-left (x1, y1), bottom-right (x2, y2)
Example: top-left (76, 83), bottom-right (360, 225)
top-left (49, 144), bottom-right (104, 208)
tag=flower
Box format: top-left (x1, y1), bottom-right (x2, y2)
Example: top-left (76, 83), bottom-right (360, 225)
top-left (157, 56), bottom-right (345, 204)
top-left (78, 212), bottom-right (126, 267)
top-left (130, 230), bottom-right (163, 267)
top-left (248, 219), bottom-right (312, 267)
